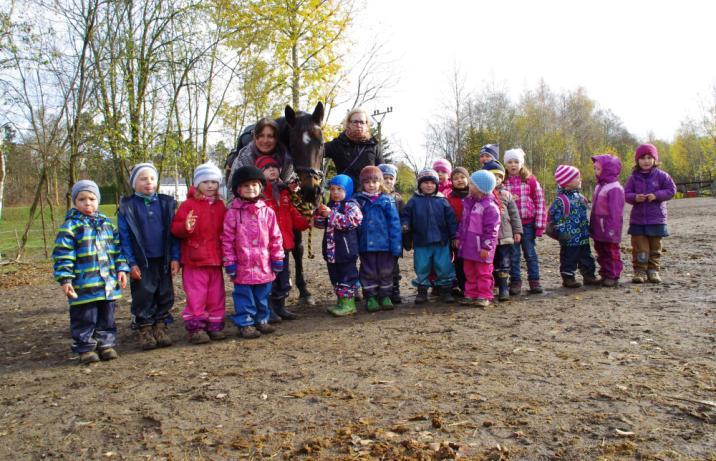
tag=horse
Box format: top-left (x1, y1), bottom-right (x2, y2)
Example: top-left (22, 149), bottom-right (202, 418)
top-left (227, 102), bottom-right (326, 306)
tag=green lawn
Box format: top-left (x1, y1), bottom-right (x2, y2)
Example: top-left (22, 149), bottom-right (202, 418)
top-left (0, 205), bottom-right (118, 261)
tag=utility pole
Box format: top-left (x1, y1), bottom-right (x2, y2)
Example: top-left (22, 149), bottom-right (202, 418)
top-left (371, 106), bottom-right (393, 145)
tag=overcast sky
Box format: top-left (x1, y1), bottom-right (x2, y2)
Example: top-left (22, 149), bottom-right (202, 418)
top-left (333, 0), bottom-right (716, 162)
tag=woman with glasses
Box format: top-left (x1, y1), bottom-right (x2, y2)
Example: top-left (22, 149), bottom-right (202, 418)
top-left (325, 108), bottom-right (384, 191)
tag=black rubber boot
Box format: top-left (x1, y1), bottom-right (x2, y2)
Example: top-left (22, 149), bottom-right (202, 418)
top-left (497, 277), bottom-right (510, 302)
top-left (439, 286), bottom-right (455, 303)
top-left (273, 297), bottom-right (298, 320)
top-left (414, 286), bottom-right (429, 304)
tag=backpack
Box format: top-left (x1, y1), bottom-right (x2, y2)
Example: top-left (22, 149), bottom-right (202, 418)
top-left (545, 193), bottom-right (570, 240)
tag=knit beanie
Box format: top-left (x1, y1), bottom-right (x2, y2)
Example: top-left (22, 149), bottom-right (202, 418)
top-left (432, 158), bottom-right (452, 175)
top-left (451, 166), bottom-right (469, 180)
top-left (378, 163), bottom-right (398, 178)
top-left (503, 148), bottom-right (525, 168)
top-left (482, 160), bottom-right (505, 177)
top-left (470, 170), bottom-right (497, 194)
top-left (71, 180), bottom-right (100, 204)
top-left (193, 162), bottom-right (222, 186)
top-left (359, 165), bottom-right (383, 183)
top-left (480, 144), bottom-right (499, 161)
top-left (329, 174), bottom-right (354, 199)
top-left (129, 163), bottom-right (158, 190)
top-left (635, 143), bottom-right (659, 163)
top-left (255, 155), bottom-right (281, 171)
top-left (417, 168), bottom-right (439, 185)
top-left (554, 165), bottom-right (581, 187)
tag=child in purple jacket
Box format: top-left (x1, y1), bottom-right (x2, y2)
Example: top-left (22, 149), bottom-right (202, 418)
top-left (591, 154), bottom-right (625, 287)
top-left (624, 144), bottom-right (676, 284)
top-left (458, 170), bottom-right (501, 308)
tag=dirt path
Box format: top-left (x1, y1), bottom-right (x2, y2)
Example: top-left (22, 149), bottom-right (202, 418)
top-left (1, 198), bottom-right (714, 460)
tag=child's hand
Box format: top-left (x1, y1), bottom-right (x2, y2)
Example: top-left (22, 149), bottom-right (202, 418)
top-left (646, 193), bottom-right (656, 202)
top-left (479, 249), bottom-right (489, 259)
top-left (451, 239), bottom-right (459, 249)
top-left (185, 209), bottom-right (197, 232)
top-left (130, 265), bottom-right (142, 280)
top-left (118, 271), bottom-right (127, 289)
top-left (62, 283), bottom-right (78, 299)
top-left (170, 261), bottom-right (180, 276)
top-left (402, 225), bottom-right (410, 234)
top-left (514, 233), bottom-right (522, 243)
top-left (635, 194), bottom-right (647, 203)
top-left (317, 204), bottom-right (330, 217)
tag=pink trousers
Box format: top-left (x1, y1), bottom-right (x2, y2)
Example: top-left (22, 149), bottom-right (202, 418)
top-left (464, 260), bottom-right (494, 300)
top-left (182, 266), bottom-right (226, 331)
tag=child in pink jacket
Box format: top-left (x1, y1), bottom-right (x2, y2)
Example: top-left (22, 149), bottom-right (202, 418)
top-left (222, 166), bottom-right (284, 339)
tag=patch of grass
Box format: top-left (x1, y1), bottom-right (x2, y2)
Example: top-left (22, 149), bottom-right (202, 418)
top-left (0, 205), bottom-right (117, 260)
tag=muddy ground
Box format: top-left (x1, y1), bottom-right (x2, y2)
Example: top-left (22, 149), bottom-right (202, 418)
top-left (0, 197), bottom-right (714, 460)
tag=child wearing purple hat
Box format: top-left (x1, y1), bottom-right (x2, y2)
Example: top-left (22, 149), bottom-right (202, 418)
top-left (624, 144), bottom-right (676, 283)
top-left (591, 154), bottom-right (625, 287)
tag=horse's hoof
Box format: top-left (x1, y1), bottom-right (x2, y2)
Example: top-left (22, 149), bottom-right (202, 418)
top-left (299, 295), bottom-right (316, 306)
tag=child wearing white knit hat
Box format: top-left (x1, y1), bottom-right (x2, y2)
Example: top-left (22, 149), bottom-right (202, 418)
top-left (503, 148), bottom-right (546, 295)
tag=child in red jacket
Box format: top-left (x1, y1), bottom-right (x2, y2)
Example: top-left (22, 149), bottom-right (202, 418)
top-left (171, 163), bottom-right (227, 344)
top-left (256, 155), bottom-right (311, 321)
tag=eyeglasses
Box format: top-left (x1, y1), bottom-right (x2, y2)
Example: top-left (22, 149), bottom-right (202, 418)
top-left (349, 120), bottom-right (367, 126)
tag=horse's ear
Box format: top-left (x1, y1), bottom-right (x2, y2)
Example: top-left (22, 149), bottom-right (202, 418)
top-left (312, 102), bottom-right (324, 125)
top-left (285, 105), bottom-right (296, 126)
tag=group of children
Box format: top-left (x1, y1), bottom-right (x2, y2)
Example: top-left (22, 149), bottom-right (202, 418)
top-left (53, 143), bottom-right (676, 364)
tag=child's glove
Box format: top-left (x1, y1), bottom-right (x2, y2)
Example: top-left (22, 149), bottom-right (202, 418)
top-left (558, 232), bottom-right (570, 242)
top-left (402, 232), bottom-right (413, 251)
top-left (271, 260), bottom-right (285, 273)
top-left (224, 264), bottom-right (237, 277)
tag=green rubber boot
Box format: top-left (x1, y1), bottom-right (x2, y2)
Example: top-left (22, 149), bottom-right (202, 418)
top-left (329, 297), bottom-right (357, 317)
top-left (380, 297), bottom-right (394, 310)
top-left (366, 296), bottom-right (381, 312)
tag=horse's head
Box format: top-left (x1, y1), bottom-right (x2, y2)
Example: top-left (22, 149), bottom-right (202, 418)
top-left (284, 102), bottom-right (325, 205)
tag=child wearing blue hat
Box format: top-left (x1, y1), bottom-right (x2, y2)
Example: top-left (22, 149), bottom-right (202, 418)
top-left (314, 175), bottom-right (363, 316)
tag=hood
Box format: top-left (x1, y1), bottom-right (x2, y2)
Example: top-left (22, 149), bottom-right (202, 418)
top-left (591, 154), bottom-right (621, 183)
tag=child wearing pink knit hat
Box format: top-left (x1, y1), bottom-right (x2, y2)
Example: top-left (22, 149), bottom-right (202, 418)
top-left (432, 158), bottom-right (453, 196)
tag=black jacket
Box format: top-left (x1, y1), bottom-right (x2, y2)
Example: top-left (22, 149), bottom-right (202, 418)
top-left (325, 132), bottom-right (383, 186)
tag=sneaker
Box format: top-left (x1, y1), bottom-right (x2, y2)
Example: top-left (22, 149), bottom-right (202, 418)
top-left (138, 325), bottom-right (157, 350)
top-left (268, 309), bottom-right (283, 324)
top-left (239, 326), bottom-right (261, 339)
top-left (380, 297), bottom-right (394, 310)
top-left (255, 323), bottom-right (275, 334)
top-left (153, 323), bottom-right (173, 347)
top-left (647, 270), bottom-right (662, 284)
top-left (602, 278), bottom-right (618, 288)
top-left (188, 330), bottom-right (211, 345)
top-left (509, 280), bottom-right (522, 296)
top-left (366, 297), bottom-right (381, 312)
top-left (528, 280), bottom-right (544, 294)
top-left (632, 271), bottom-right (647, 284)
top-left (414, 287), bottom-right (429, 304)
top-left (562, 277), bottom-right (582, 289)
top-left (474, 298), bottom-right (490, 308)
top-left (79, 351), bottom-right (100, 364)
top-left (99, 348), bottom-right (119, 361)
top-left (207, 330), bottom-right (227, 341)
top-left (459, 297), bottom-right (478, 306)
top-left (583, 275), bottom-right (601, 286)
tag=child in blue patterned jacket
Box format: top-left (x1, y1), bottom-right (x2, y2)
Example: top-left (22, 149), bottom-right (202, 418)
top-left (548, 165), bottom-right (599, 288)
top-left (53, 180), bottom-right (129, 364)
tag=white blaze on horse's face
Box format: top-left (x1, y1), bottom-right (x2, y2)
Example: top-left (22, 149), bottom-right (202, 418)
top-left (302, 131), bottom-right (311, 145)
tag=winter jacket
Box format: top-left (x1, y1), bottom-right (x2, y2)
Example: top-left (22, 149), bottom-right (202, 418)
top-left (590, 155), bottom-right (625, 243)
top-left (263, 182), bottom-right (310, 250)
top-left (504, 174), bottom-right (546, 236)
top-left (221, 198), bottom-right (284, 285)
top-left (385, 190), bottom-right (405, 213)
top-left (458, 194), bottom-right (501, 263)
top-left (325, 132), bottom-right (383, 187)
top-left (624, 167), bottom-right (676, 226)
top-left (438, 179), bottom-right (452, 197)
top-left (495, 187), bottom-right (523, 245)
top-left (314, 199), bottom-right (363, 263)
top-left (53, 209), bottom-right (130, 306)
top-left (548, 188), bottom-right (590, 247)
top-left (352, 192), bottom-right (402, 257)
top-left (118, 194), bottom-right (180, 269)
top-left (401, 192), bottom-right (457, 247)
top-left (170, 187), bottom-right (227, 267)
top-left (447, 188), bottom-right (469, 224)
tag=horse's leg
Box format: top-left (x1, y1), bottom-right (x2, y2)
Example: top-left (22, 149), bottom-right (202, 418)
top-left (292, 229), bottom-right (315, 305)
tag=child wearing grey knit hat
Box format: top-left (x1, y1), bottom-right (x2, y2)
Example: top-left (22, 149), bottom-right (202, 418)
top-left (52, 179), bottom-right (129, 364)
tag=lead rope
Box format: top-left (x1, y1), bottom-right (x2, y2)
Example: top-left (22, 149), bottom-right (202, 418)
top-left (291, 189), bottom-right (320, 259)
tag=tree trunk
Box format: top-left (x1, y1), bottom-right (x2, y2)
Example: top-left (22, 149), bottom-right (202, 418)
top-left (17, 169), bottom-right (47, 261)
